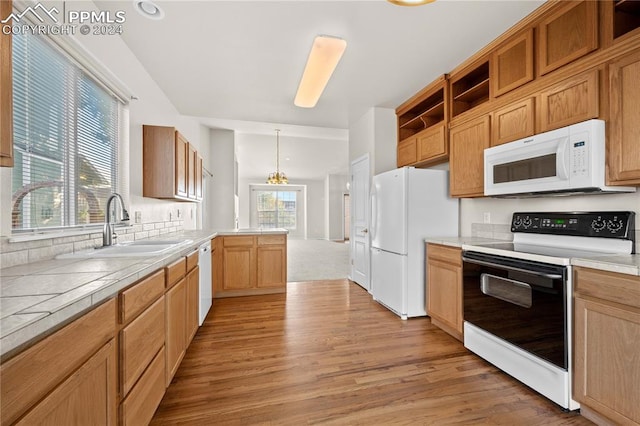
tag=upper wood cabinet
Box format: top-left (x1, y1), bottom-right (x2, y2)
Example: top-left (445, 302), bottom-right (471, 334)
top-left (573, 267), bottom-right (640, 426)
top-left (491, 97), bottom-right (535, 146)
top-left (0, 0), bottom-right (13, 167)
top-left (601, 0), bottom-right (640, 46)
top-left (608, 48), bottom-right (640, 185)
top-left (417, 124), bottom-right (448, 164)
top-left (449, 115), bottom-right (491, 198)
top-left (396, 75), bottom-right (449, 167)
top-left (492, 28), bottom-right (535, 97)
top-left (143, 125), bottom-right (203, 202)
top-left (539, 68), bottom-right (599, 132)
top-left (450, 57), bottom-right (490, 120)
top-left (538, 1), bottom-right (598, 76)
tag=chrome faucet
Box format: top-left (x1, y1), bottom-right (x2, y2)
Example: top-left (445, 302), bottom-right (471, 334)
top-left (103, 193), bottom-right (130, 247)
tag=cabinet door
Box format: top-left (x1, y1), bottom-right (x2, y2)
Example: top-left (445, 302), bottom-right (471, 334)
top-left (196, 153), bottom-right (203, 200)
top-left (257, 245), bottom-right (286, 288)
top-left (491, 97), bottom-right (535, 146)
top-left (223, 246), bottom-right (256, 290)
top-left (417, 124), bottom-right (448, 163)
top-left (165, 278), bottom-right (187, 387)
top-left (186, 265), bottom-right (200, 344)
top-left (492, 28), bottom-right (534, 97)
top-left (574, 296), bottom-right (640, 424)
top-left (120, 347), bottom-right (165, 426)
top-left (608, 49), bottom-right (640, 185)
top-left (175, 132), bottom-right (188, 198)
top-left (449, 115), bottom-right (490, 198)
top-left (427, 259), bottom-right (463, 341)
top-left (537, 1), bottom-right (598, 76)
top-left (0, 0), bottom-right (13, 167)
top-left (16, 340), bottom-right (117, 426)
top-left (397, 137), bottom-right (417, 167)
top-left (539, 69), bottom-right (599, 132)
top-left (187, 143), bottom-right (197, 199)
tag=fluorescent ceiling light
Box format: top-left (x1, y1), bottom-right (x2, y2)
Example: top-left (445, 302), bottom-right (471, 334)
top-left (294, 35), bottom-right (347, 108)
top-left (387, 0), bottom-right (436, 5)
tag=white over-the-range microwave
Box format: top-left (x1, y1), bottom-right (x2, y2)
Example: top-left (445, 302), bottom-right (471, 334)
top-left (484, 119), bottom-right (636, 197)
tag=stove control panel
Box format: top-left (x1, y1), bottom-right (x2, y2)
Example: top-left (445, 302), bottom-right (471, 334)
top-left (511, 211), bottom-right (635, 239)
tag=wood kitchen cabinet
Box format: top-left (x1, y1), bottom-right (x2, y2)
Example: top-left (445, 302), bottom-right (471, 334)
top-left (491, 97), bottom-right (535, 146)
top-left (0, 0), bottom-right (13, 167)
top-left (396, 75), bottom-right (449, 167)
top-left (449, 115), bottom-right (490, 198)
top-left (573, 267), bottom-right (640, 426)
top-left (537, 0), bottom-right (598, 76)
top-left (608, 48), bottom-right (640, 185)
top-left (601, 0), bottom-right (640, 46)
top-left (214, 234), bottom-right (287, 297)
top-left (142, 125), bottom-right (203, 202)
top-left (426, 244), bottom-right (463, 341)
top-left (0, 299), bottom-right (117, 426)
top-left (539, 69), bottom-right (599, 132)
top-left (165, 251), bottom-right (199, 387)
top-left (491, 28), bottom-right (535, 97)
top-left (450, 57), bottom-right (490, 119)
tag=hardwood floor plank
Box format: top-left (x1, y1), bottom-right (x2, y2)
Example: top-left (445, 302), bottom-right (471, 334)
top-left (151, 280), bottom-right (592, 425)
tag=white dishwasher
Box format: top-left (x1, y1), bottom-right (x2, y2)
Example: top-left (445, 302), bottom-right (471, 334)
top-left (198, 241), bottom-right (212, 325)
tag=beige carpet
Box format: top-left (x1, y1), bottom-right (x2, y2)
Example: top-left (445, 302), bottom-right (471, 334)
top-left (287, 239), bottom-right (350, 282)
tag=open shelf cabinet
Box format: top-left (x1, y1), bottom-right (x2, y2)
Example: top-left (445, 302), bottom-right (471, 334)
top-left (450, 59), bottom-right (490, 118)
top-left (396, 75), bottom-right (448, 143)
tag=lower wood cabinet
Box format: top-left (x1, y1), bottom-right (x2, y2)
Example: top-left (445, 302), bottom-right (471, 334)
top-left (573, 267), bottom-right (640, 425)
top-left (0, 299), bottom-right (117, 426)
top-left (120, 347), bottom-right (166, 426)
top-left (449, 115), bottom-right (490, 198)
top-left (215, 234), bottom-right (287, 297)
top-left (426, 244), bottom-right (463, 341)
top-left (187, 265), bottom-right (200, 343)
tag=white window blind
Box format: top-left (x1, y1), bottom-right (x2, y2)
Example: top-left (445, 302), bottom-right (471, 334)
top-left (12, 31), bottom-right (120, 231)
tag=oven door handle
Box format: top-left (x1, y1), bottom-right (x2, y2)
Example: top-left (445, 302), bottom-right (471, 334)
top-left (461, 256), bottom-right (564, 280)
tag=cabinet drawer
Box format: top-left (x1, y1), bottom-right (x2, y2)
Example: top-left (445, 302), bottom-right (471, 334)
top-left (223, 235), bottom-right (255, 247)
top-left (186, 249), bottom-right (199, 272)
top-left (120, 346), bottom-right (166, 426)
top-left (574, 267), bottom-right (640, 309)
top-left (258, 234), bottom-right (286, 246)
top-left (0, 298), bottom-right (116, 426)
top-left (120, 270), bottom-right (164, 324)
top-left (120, 297), bottom-right (165, 397)
top-left (427, 244), bottom-right (462, 266)
top-left (166, 257), bottom-right (186, 289)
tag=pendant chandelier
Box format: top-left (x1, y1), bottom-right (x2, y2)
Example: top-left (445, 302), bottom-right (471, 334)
top-left (266, 129), bottom-right (288, 184)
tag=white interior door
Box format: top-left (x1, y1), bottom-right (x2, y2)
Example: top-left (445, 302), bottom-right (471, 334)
top-left (350, 154), bottom-right (370, 291)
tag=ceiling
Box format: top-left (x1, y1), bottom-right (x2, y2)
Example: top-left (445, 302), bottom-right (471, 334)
top-left (95, 0), bottom-right (544, 180)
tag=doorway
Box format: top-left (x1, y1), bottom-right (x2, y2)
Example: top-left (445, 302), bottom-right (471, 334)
top-left (343, 193), bottom-right (350, 241)
top-left (350, 154), bottom-right (370, 291)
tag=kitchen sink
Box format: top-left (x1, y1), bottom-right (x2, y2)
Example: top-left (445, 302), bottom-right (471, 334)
top-left (57, 239), bottom-right (193, 259)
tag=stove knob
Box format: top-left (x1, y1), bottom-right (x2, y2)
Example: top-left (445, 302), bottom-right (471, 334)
top-left (522, 217), bottom-right (532, 228)
top-left (607, 219), bottom-right (624, 233)
top-left (591, 218), bottom-right (606, 232)
top-left (513, 217), bottom-right (523, 228)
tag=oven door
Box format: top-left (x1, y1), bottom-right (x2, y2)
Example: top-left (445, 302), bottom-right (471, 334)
top-left (462, 251), bottom-right (568, 369)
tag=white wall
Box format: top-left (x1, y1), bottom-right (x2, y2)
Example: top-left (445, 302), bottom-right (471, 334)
top-left (349, 107), bottom-right (396, 177)
top-left (325, 174), bottom-right (349, 240)
top-left (208, 129), bottom-right (237, 230)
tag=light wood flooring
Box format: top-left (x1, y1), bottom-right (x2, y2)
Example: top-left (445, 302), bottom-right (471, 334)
top-left (151, 280), bottom-right (592, 425)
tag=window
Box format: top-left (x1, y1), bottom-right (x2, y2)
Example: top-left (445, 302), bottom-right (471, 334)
top-left (256, 190), bottom-right (297, 229)
top-left (11, 31), bottom-right (121, 231)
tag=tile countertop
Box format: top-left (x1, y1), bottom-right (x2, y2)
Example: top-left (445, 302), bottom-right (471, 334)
top-left (0, 228), bottom-right (288, 360)
top-left (425, 236), bottom-right (640, 277)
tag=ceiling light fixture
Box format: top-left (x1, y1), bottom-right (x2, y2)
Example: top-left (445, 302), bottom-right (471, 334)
top-left (294, 35), bottom-right (347, 108)
top-left (133, 0), bottom-right (165, 20)
top-left (387, 0), bottom-right (436, 6)
top-left (266, 129), bottom-right (288, 185)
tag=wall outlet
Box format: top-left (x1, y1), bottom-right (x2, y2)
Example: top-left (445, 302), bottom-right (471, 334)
top-left (169, 212), bottom-right (172, 221)
top-left (177, 209), bottom-right (181, 218)
top-left (483, 212), bottom-right (491, 224)
top-left (134, 211), bottom-right (142, 224)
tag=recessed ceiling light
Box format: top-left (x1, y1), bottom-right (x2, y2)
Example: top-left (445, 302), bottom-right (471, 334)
top-left (133, 0), bottom-right (165, 20)
top-left (387, 0), bottom-right (436, 6)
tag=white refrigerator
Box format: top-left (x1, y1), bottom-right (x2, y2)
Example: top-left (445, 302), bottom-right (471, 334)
top-left (370, 167), bottom-right (459, 319)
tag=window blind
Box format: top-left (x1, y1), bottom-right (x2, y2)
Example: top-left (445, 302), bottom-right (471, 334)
top-left (12, 31), bottom-right (120, 231)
